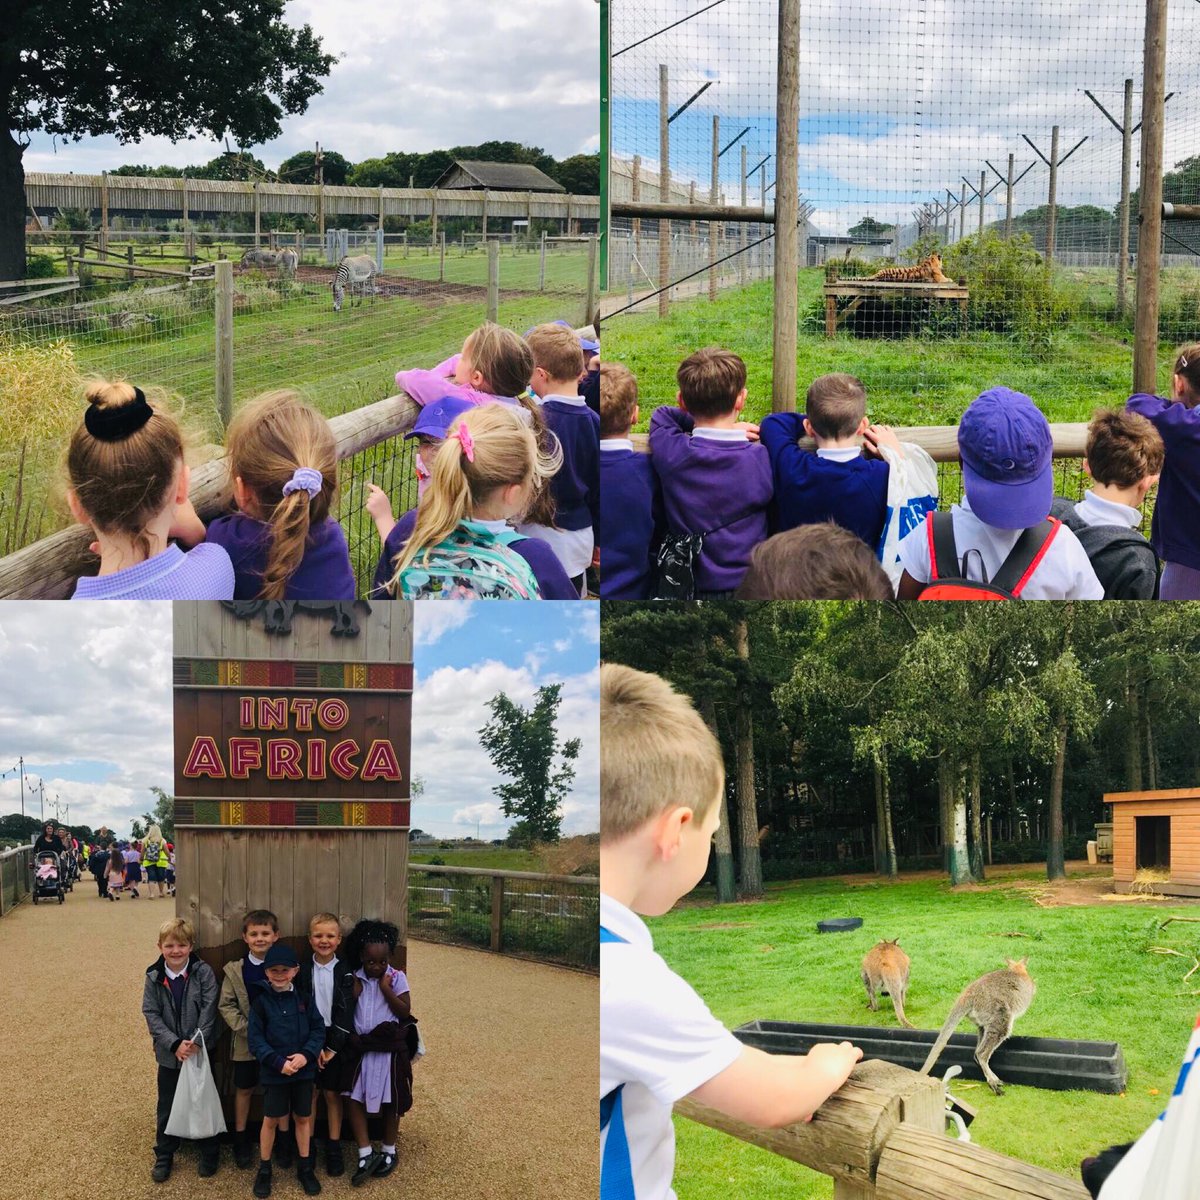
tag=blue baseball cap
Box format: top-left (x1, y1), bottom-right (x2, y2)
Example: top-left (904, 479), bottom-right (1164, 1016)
top-left (404, 396), bottom-right (475, 441)
top-left (263, 943), bottom-right (299, 969)
top-left (958, 388), bottom-right (1053, 529)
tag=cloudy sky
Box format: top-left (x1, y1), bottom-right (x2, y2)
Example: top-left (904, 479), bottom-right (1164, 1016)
top-left (613, 0), bottom-right (1200, 235)
top-left (412, 602), bottom-right (599, 839)
top-left (23, 0), bottom-right (599, 176)
top-left (0, 604), bottom-right (173, 835)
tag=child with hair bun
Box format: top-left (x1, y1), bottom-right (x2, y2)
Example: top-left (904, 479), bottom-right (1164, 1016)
top-left (67, 379), bottom-right (235, 599)
top-left (372, 403), bottom-right (576, 599)
top-left (396, 321), bottom-right (534, 409)
top-left (206, 390), bottom-right (354, 600)
top-left (1127, 344), bottom-right (1200, 598)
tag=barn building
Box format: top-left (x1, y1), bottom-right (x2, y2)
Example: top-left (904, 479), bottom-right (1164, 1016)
top-left (1104, 787), bottom-right (1200, 897)
top-left (430, 160), bottom-right (566, 193)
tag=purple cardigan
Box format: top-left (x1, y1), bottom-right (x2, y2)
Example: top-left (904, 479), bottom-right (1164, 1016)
top-left (647, 407), bottom-right (773, 593)
top-left (599, 446), bottom-right (660, 599)
top-left (206, 513), bottom-right (356, 600)
top-left (1127, 393), bottom-right (1200, 570)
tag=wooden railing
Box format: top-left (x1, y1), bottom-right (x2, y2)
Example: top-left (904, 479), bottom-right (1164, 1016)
top-left (678, 1059), bottom-right (1088, 1199)
top-left (0, 844), bottom-right (34, 916)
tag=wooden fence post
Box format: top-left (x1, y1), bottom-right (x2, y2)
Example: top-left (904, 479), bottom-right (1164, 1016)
top-left (1118, 76), bottom-right (1134, 317)
top-left (439, 231), bottom-right (446, 282)
top-left (490, 873), bottom-right (504, 952)
top-left (214, 260), bottom-right (234, 430)
top-left (1046, 125), bottom-right (1060, 265)
top-left (539, 229), bottom-right (548, 291)
top-left (772, 0), bottom-right (801, 412)
top-left (710, 114), bottom-right (720, 301)
top-left (658, 63), bottom-right (671, 318)
top-left (585, 235), bottom-right (599, 326)
top-left (487, 238), bottom-right (500, 323)
top-left (100, 171), bottom-right (109, 255)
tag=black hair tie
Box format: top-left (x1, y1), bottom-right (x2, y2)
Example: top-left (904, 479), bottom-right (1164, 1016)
top-left (83, 386), bottom-right (154, 441)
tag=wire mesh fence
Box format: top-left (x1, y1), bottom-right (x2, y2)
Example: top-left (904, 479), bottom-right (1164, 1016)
top-left (1, 232), bottom-right (596, 581)
top-left (0, 845), bottom-right (33, 916)
top-left (407, 865), bottom-right (599, 973)
top-left (606, 0), bottom-right (1200, 427)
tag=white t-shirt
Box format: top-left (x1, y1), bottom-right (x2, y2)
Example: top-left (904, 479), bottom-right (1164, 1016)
top-left (600, 893), bottom-right (742, 1200)
top-left (897, 495), bottom-right (1104, 599)
top-left (312, 956), bottom-right (338, 1026)
top-left (1073, 489), bottom-right (1141, 530)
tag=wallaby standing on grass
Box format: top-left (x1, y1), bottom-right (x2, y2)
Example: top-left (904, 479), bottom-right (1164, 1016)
top-left (861, 939), bottom-right (914, 1028)
top-left (919, 959), bottom-right (1035, 1095)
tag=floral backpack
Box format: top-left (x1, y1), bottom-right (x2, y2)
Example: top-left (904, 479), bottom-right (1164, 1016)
top-left (396, 521), bottom-right (543, 600)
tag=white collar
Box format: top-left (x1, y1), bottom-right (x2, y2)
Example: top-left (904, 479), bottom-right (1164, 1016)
top-left (1076, 489), bottom-right (1141, 529)
top-left (601, 438), bottom-right (634, 451)
top-left (248, 953), bottom-right (265, 966)
top-left (472, 517), bottom-right (512, 534)
top-left (692, 427), bottom-right (747, 442)
top-left (599, 892), bottom-right (653, 950)
top-left (542, 392), bottom-right (587, 407)
top-left (313, 956), bottom-right (337, 971)
top-left (164, 964), bottom-right (188, 980)
top-left (815, 446), bottom-right (861, 462)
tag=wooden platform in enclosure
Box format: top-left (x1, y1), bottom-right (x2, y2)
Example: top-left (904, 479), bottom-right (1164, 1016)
top-left (823, 279), bottom-right (969, 337)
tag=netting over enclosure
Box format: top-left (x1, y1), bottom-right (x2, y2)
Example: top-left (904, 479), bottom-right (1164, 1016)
top-left (606, 0), bottom-right (1200, 431)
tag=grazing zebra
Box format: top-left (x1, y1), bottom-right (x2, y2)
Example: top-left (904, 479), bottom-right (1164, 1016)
top-left (278, 248), bottom-right (299, 274)
top-left (332, 254), bottom-right (378, 311)
top-left (240, 247), bottom-right (281, 269)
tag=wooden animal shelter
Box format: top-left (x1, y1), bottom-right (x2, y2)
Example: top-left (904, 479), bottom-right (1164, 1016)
top-left (172, 601), bottom-right (414, 974)
top-left (822, 278), bottom-right (969, 337)
top-left (1104, 787), bottom-right (1200, 897)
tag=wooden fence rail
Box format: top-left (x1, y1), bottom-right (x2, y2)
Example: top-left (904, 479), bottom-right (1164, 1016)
top-left (0, 844), bottom-right (34, 916)
top-left (677, 1059), bottom-right (1088, 1199)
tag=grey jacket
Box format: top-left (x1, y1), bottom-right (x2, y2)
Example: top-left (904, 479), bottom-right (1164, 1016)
top-left (1051, 498), bottom-right (1159, 600)
top-left (143, 952), bottom-right (220, 1069)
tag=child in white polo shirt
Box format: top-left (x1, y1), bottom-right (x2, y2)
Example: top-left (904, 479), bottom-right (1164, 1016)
top-left (600, 664), bottom-right (863, 1200)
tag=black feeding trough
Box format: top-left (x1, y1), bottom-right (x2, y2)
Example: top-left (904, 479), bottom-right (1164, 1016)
top-left (816, 917), bottom-right (863, 933)
top-left (732, 1020), bottom-right (1127, 1094)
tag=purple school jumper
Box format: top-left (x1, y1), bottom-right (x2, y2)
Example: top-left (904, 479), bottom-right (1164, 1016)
top-left (371, 510), bottom-right (578, 599)
top-left (71, 543), bottom-right (234, 600)
top-left (1127, 394), bottom-right (1200, 575)
top-left (540, 395), bottom-right (600, 533)
top-left (599, 442), bottom-right (660, 599)
top-left (647, 407), bottom-right (773, 593)
top-left (759, 412), bottom-right (890, 547)
top-left (206, 513), bottom-right (356, 600)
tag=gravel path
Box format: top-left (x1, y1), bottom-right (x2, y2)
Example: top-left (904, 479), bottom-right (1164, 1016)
top-left (0, 886), bottom-right (597, 1200)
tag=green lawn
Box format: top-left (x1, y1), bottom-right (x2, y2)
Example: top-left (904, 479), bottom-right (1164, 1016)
top-left (410, 848), bottom-right (542, 870)
top-left (605, 268), bottom-right (1188, 428)
top-left (648, 868), bottom-right (1199, 1199)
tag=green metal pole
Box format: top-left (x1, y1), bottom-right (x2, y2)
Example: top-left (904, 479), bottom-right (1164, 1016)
top-left (599, 0), bottom-right (610, 293)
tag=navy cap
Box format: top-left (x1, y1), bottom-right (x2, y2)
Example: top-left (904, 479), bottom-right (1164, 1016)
top-left (403, 395), bottom-right (476, 441)
top-left (263, 944), bottom-right (299, 969)
top-left (958, 388), bottom-right (1053, 529)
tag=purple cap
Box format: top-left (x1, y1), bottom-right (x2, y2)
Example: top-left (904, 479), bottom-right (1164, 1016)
top-left (958, 388), bottom-right (1053, 529)
top-left (404, 395), bottom-right (475, 441)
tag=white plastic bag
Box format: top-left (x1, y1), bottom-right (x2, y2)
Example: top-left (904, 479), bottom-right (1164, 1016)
top-left (876, 441), bottom-right (939, 589)
top-left (414, 1025), bottom-right (427, 1062)
top-left (164, 1029), bottom-right (227, 1141)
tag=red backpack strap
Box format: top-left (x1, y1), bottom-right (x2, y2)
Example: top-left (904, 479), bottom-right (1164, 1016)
top-left (927, 511), bottom-right (960, 582)
top-left (990, 518), bottom-right (1061, 597)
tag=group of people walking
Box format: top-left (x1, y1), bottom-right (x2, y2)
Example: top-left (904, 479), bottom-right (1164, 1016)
top-left (76, 823), bottom-right (175, 901)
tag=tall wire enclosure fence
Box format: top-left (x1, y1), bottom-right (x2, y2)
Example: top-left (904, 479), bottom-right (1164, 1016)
top-left (605, 0), bottom-right (1200, 430)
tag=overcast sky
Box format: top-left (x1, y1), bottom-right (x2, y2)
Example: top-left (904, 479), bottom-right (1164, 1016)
top-left (613, 0), bottom-right (1200, 235)
top-left (0, 603), bottom-right (598, 843)
top-left (23, 0), bottom-right (599, 176)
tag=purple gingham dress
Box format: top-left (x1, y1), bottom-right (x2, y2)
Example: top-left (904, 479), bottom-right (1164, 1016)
top-left (344, 967), bottom-right (410, 1112)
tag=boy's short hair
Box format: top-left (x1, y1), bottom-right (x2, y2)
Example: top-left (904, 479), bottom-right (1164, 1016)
top-left (526, 323), bottom-right (586, 382)
top-left (309, 912), bottom-right (341, 932)
top-left (806, 373), bottom-right (867, 440)
top-left (676, 348), bottom-right (747, 420)
top-left (242, 909), bottom-right (279, 933)
top-left (158, 917), bottom-right (194, 946)
top-left (734, 524), bottom-right (894, 599)
top-left (600, 362), bottom-right (639, 437)
top-left (601, 664), bottom-right (724, 843)
top-left (1086, 408), bottom-right (1164, 488)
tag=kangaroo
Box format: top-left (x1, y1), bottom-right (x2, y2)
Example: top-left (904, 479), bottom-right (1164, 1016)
top-left (919, 959), bottom-right (1035, 1095)
top-left (861, 939), bottom-right (913, 1028)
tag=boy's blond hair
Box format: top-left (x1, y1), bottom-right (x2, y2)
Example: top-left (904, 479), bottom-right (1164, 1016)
top-left (600, 363), bottom-right (639, 438)
top-left (600, 663), bottom-right (724, 843)
top-left (309, 912), bottom-right (340, 932)
top-left (526, 323), bottom-right (586, 383)
top-left (158, 917), bottom-right (195, 946)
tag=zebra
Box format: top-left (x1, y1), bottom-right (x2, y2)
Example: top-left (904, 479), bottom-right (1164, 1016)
top-left (277, 248), bottom-right (299, 274)
top-left (332, 254), bottom-right (378, 311)
top-left (240, 247), bottom-right (281, 270)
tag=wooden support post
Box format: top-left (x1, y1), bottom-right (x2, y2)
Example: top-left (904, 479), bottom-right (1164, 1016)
top-left (214, 260), bottom-right (234, 430)
top-left (1118, 77), bottom-right (1134, 316)
top-left (482, 190), bottom-right (489, 239)
top-left (1046, 124), bottom-right (1060, 265)
top-left (539, 229), bottom-right (548, 290)
top-left (99, 172), bottom-right (109, 255)
top-left (1005, 153), bottom-right (1014, 241)
top-left (978, 170), bottom-right (986, 234)
top-left (126, 244), bottom-right (134, 283)
top-left (958, 182), bottom-right (966, 242)
top-left (658, 63), bottom-right (671, 318)
top-left (688, 180), bottom-right (697, 237)
top-left (439, 231), bottom-right (446, 282)
top-left (181, 176), bottom-right (189, 235)
top-left (740, 144), bottom-right (748, 286)
top-left (430, 189), bottom-right (438, 242)
top-left (631, 153), bottom-right (642, 262)
top-left (490, 874), bottom-right (504, 953)
top-left (759, 164), bottom-right (767, 278)
top-left (825, 293), bottom-right (837, 337)
top-left (709, 114), bottom-right (720, 301)
top-left (585, 235), bottom-right (599, 326)
top-left (772, 0), bottom-right (801, 412)
top-left (1134, 0), bottom-right (1169, 395)
top-left (487, 238), bottom-right (500, 323)
top-left (945, 189), bottom-right (953, 244)
top-left (253, 182), bottom-right (261, 247)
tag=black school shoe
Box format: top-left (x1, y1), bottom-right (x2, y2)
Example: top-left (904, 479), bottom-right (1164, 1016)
top-left (350, 1151), bottom-right (382, 1187)
top-left (253, 1161), bottom-right (272, 1198)
top-left (297, 1153), bottom-right (322, 1196)
top-left (324, 1138), bottom-right (344, 1177)
top-left (373, 1152), bottom-right (397, 1178)
top-left (151, 1153), bottom-right (173, 1183)
top-left (198, 1145), bottom-right (221, 1177)
top-left (233, 1130), bottom-right (253, 1169)
top-left (274, 1128), bottom-right (295, 1168)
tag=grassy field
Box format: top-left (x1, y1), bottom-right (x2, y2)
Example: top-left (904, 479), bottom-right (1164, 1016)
top-left (605, 267), bottom-right (1190, 428)
top-left (410, 847), bottom-right (543, 870)
top-left (650, 867), bottom-right (1200, 1199)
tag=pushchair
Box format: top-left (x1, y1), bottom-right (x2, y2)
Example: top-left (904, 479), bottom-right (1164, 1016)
top-left (32, 851), bottom-right (65, 904)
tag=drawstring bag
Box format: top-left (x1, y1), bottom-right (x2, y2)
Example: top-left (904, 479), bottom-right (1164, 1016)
top-left (875, 441), bottom-right (939, 588)
top-left (164, 1029), bottom-right (227, 1141)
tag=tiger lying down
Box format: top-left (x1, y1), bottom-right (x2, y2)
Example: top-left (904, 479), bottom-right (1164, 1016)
top-left (865, 252), bottom-right (952, 283)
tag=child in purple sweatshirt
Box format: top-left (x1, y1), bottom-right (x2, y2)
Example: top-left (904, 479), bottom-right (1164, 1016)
top-left (648, 348), bottom-right (773, 597)
top-left (1127, 342), bottom-right (1200, 598)
top-left (395, 322), bottom-right (532, 410)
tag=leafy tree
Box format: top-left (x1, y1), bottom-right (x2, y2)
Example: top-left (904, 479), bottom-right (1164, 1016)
top-left (0, 812), bottom-right (42, 842)
top-left (551, 153), bottom-right (600, 194)
top-left (141, 786), bottom-right (175, 840)
top-left (278, 148), bottom-right (349, 185)
top-left (479, 685), bottom-right (581, 846)
top-left (112, 163), bottom-right (185, 177)
top-left (2, 0), bottom-right (335, 278)
top-left (849, 216), bottom-right (895, 238)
